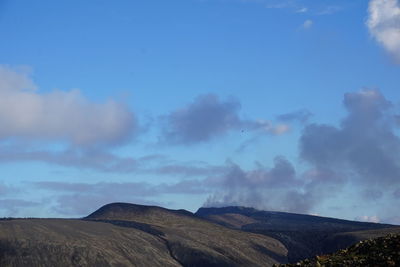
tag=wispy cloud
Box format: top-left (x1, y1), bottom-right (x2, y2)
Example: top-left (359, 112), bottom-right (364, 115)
top-left (0, 199), bottom-right (41, 216)
top-left (0, 144), bottom-right (227, 177)
top-left (316, 5), bottom-right (343, 15)
top-left (296, 7), bottom-right (308, 13)
top-left (0, 147), bottom-right (139, 173)
top-left (277, 109), bottom-right (312, 124)
top-left (33, 179), bottom-right (210, 216)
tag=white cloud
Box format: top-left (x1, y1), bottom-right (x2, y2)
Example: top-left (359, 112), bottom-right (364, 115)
top-left (302, 19), bottom-right (313, 29)
top-left (0, 65), bottom-right (136, 147)
top-left (296, 7), bottom-right (308, 13)
top-left (367, 0), bottom-right (400, 62)
top-left (355, 215), bottom-right (380, 223)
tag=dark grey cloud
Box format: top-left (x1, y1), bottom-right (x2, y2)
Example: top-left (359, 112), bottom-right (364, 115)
top-left (161, 94), bottom-right (241, 144)
top-left (297, 89), bottom-right (400, 209)
top-left (301, 89), bottom-right (400, 187)
top-left (161, 94), bottom-right (289, 144)
top-left (204, 157), bottom-right (312, 213)
top-left (203, 158), bottom-right (346, 213)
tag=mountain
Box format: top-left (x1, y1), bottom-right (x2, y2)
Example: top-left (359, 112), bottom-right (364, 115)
top-left (0, 203), bottom-right (288, 267)
top-left (281, 233), bottom-right (400, 266)
top-left (195, 206), bottom-right (398, 263)
top-left (85, 203), bottom-right (288, 266)
top-left (1, 203), bottom-right (399, 266)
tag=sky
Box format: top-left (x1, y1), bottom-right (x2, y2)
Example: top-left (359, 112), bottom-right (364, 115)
top-left (0, 0), bottom-right (400, 224)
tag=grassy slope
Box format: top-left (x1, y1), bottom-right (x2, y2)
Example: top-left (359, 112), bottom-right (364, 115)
top-left (0, 219), bottom-right (180, 267)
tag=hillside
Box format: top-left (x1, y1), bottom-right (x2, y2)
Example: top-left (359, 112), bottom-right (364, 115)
top-left (0, 219), bottom-right (179, 267)
top-left (0, 203), bottom-right (288, 267)
top-left (196, 206), bottom-right (397, 263)
top-left (86, 203), bottom-right (288, 266)
top-left (1, 203), bottom-right (398, 266)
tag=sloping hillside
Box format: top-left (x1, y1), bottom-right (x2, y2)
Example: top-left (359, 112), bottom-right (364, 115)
top-left (86, 203), bottom-right (288, 266)
top-left (0, 219), bottom-right (180, 267)
top-left (196, 206), bottom-right (396, 263)
top-left (0, 203), bottom-right (290, 267)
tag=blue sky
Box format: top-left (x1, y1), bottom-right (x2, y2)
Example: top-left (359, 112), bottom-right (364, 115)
top-left (0, 0), bottom-right (400, 224)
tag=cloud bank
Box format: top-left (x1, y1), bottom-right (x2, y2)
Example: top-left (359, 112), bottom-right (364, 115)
top-left (205, 90), bottom-right (400, 220)
top-left (367, 0), bottom-right (400, 62)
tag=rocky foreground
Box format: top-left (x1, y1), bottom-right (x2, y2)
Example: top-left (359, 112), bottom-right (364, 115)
top-left (279, 234), bottom-right (400, 267)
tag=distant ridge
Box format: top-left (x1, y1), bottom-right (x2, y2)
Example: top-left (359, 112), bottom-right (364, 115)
top-left (196, 206), bottom-right (397, 263)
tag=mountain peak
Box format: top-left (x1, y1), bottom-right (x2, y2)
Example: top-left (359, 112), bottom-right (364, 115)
top-left (86, 202), bottom-right (193, 220)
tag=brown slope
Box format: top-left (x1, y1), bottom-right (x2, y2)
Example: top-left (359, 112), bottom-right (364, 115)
top-left (0, 219), bottom-right (180, 267)
top-left (86, 202), bottom-right (288, 266)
